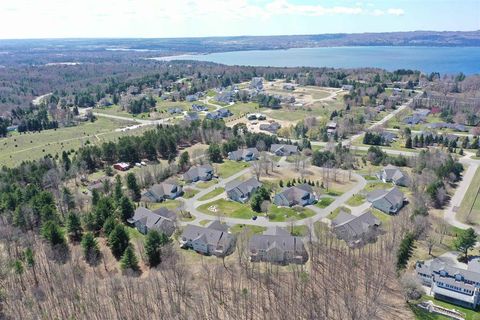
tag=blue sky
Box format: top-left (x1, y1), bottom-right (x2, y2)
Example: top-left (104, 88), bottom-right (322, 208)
top-left (0, 0), bottom-right (478, 39)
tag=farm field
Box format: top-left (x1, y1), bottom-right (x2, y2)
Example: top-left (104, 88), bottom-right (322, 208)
top-left (0, 117), bottom-right (146, 167)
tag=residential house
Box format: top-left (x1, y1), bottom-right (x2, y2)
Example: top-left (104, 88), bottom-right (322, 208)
top-left (426, 122), bottom-right (469, 132)
top-left (127, 207), bottom-right (176, 236)
top-left (342, 84), bottom-right (354, 91)
top-left (416, 258), bottom-right (480, 309)
top-left (192, 104), bottom-right (208, 112)
top-left (246, 113), bottom-right (266, 121)
top-left (250, 77), bottom-right (264, 90)
top-left (377, 165), bottom-right (409, 186)
top-left (141, 181), bottom-right (183, 202)
top-left (270, 144), bottom-right (298, 156)
top-left (331, 210), bottom-right (381, 247)
top-left (113, 162), bottom-right (130, 171)
top-left (7, 125), bottom-right (18, 132)
top-left (403, 115), bottom-right (424, 125)
top-left (225, 177), bottom-right (262, 203)
top-left (184, 111), bottom-right (199, 122)
top-left (367, 187), bottom-right (405, 214)
top-left (206, 109), bottom-right (232, 120)
top-left (168, 107), bottom-right (183, 114)
top-left (375, 105), bottom-right (386, 112)
top-left (249, 227), bottom-right (308, 264)
top-left (259, 122), bottom-right (281, 133)
top-left (186, 93), bottom-right (202, 102)
top-left (215, 91), bottom-right (234, 104)
top-left (326, 122), bottom-right (337, 136)
top-left (273, 184), bottom-right (316, 207)
top-left (228, 148), bottom-right (259, 162)
top-left (183, 164), bottom-right (214, 183)
top-left (283, 83), bottom-right (296, 91)
top-left (414, 108), bottom-right (431, 117)
top-left (380, 131), bottom-right (398, 145)
top-left (180, 221), bottom-right (235, 257)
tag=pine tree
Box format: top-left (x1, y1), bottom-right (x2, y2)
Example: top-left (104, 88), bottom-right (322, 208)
top-left (103, 216), bottom-right (117, 236)
top-left (108, 224), bottom-right (130, 259)
top-left (126, 173), bottom-right (141, 202)
top-left (114, 175), bottom-right (123, 202)
top-left (454, 228), bottom-right (477, 260)
top-left (279, 180), bottom-right (283, 188)
top-left (41, 221), bottom-right (66, 247)
top-left (81, 232), bottom-right (100, 264)
top-left (66, 212), bottom-right (83, 241)
top-left (405, 136), bottom-right (412, 149)
top-left (119, 196), bottom-right (134, 222)
top-left (92, 189), bottom-right (100, 206)
top-left (145, 230), bottom-right (169, 267)
top-left (120, 245), bottom-right (139, 272)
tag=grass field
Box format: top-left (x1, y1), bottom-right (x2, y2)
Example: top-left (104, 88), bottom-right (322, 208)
top-left (199, 220), bottom-right (211, 226)
top-left (198, 199), bottom-right (257, 219)
top-left (216, 160), bottom-right (250, 178)
top-left (316, 197), bottom-right (335, 208)
top-left (182, 188), bottom-right (199, 199)
top-left (457, 166), bottom-right (480, 225)
top-left (229, 224), bottom-right (266, 235)
top-left (370, 208), bottom-right (392, 223)
top-left (0, 117), bottom-right (146, 167)
top-left (198, 188), bottom-right (225, 201)
top-left (410, 296), bottom-right (480, 320)
top-left (196, 179), bottom-right (219, 189)
top-left (346, 194), bottom-right (366, 206)
top-left (149, 199), bottom-right (183, 211)
top-left (326, 206), bottom-right (351, 220)
top-left (267, 205), bottom-right (316, 222)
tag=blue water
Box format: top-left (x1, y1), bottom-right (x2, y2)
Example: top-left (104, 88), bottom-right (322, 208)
top-left (157, 46), bottom-right (480, 75)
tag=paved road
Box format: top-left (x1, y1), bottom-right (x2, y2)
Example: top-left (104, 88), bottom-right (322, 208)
top-left (179, 161), bottom-right (367, 228)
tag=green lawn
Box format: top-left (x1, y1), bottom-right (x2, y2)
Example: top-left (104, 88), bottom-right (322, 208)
top-left (370, 208), bottom-right (392, 223)
top-left (230, 224), bottom-right (266, 235)
top-left (316, 197), bottom-right (335, 208)
top-left (182, 188), bottom-right (199, 199)
top-left (149, 199), bottom-right (182, 211)
top-left (0, 117), bottom-right (140, 167)
top-left (126, 226), bottom-right (145, 242)
top-left (411, 296), bottom-right (480, 320)
top-left (216, 160), bottom-right (250, 178)
top-left (196, 179), bottom-right (219, 189)
top-left (346, 194), bottom-right (366, 206)
top-left (364, 182), bottom-right (392, 193)
top-left (289, 225), bottom-right (310, 236)
top-left (199, 220), bottom-right (211, 226)
top-left (226, 102), bottom-right (260, 116)
top-left (326, 206), bottom-right (351, 220)
top-left (198, 188), bottom-right (225, 201)
top-left (325, 189), bottom-right (344, 196)
top-left (457, 166), bottom-right (480, 225)
top-left (267, 205), bottom-right (316, 222)
top-left (197, 199), bottom-right (257, 219)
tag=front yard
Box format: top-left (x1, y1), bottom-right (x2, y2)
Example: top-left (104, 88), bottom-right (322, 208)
top-left (216, 160), bottom-right (250, 178)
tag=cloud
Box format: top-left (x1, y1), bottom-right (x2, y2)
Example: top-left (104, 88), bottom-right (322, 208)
top-left (265, 0), bottom-right (364, 16)
top-left (387, 8), bottom-right (405, 16)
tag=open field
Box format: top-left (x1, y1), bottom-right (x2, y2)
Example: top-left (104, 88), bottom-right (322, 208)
top-left (456, 166), bottom-right (480, 225)
top-left (148, 199), bottom-right (183, 211)
top-left (197, 188), bottom-right (224, 201)
top-left (346, 194), bottom-right (366, 206)
top-left (215, 160), bottom-right (250, 178)
top-left (196, 179), bottom-right (219, 189)
top-left (316, 197), bottom-right (335, 208)
top-left (267, 205), bottom-right (316, 222)
top-left (0, 117), bottom-right (147, 167)
top-left (197, 199), bottom-right (257, 219)
top-left (230, 224), bottom-right (267, 235)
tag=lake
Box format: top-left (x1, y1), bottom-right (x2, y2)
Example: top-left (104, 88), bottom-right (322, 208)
top-left (156, 46), bottom-right (480, 75)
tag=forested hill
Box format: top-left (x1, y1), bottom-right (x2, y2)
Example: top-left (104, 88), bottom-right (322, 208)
top-left (0, 30), bottom-right (479, 66)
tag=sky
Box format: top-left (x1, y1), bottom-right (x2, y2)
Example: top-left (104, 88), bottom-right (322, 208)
top-left (0, 0), bottom-right (478, 39)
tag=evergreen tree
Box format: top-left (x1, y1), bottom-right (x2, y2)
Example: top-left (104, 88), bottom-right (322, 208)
top-left (41, 221), bottom-right (66, 247)
top-left (92, 189), bottom-right (100, 206)
top-left (66, 212), bottom-right (83, 241)
top-left (208, 143), bottom-right (223, 163)
top-left (126, 173), bottom-right (141, 202)
top-left (62, 187), bottom-right (75, 211)
top-left (405, 136), bottom-right (412, 149)
top-left (279, 180), bottom-right (283, 188)
top-left (81, 232), bottom-right (100, 264)
top-left (178, 151), bottom-right (190, 171)
top-left (108, 224), bottom-right (130, 259)
top-left (454, 228), bottom-right (477, 260)
top-left (62, 151), bottom-right (71, 172)
top-left (120, 245), bottom-right (139, 272)
top-left (145, 230), bottom-right (169, 267)
top-left (103, 216), bottom-right (117, 236)
top-left (13, 207), bottom-right (27, 230)
top-left (114, 175), bottom-right (123, 202)
top-left (119, 196), bottom-right (134, 222)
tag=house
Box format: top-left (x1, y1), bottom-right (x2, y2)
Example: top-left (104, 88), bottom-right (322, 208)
top-left (375, 105), bottom-right (386, 112)
top-left (6, 125), bottom-right (18, 132)
top-left (249, 227), bottom-right (308, 264)
top-left (246, 113), bottom-right (266, 121)
top-left (183, 164), bottom-right (214, 182)
top-left (141, 182), bottom-right (183, 202)
top-left (127, 207), bottom-right (176, 236)
top-left (250, 77), bottom-right (264, 90)
top-left (184, 111), bottom-right (199, 122)
top-left (416, 258), bottom-right (480, 309)
top-left (180, 221), bottom-right (235, 257)
top-left (113, 162), bottom-right (130, 171)
top-left (380, 131), bottom-right (397, 145)
top-left (259, 122), bottom-right (281, 133)
top-left (215, 91), bottom-right (234, 104)
top-left (342, 84), bottom-right (354, 91)
top-left (225, 177), bottom-right (262, 203)
top-left (331, 210), bottom-right (381, 246)
top-left (367, 187), bottom-right (405, 214)
top-left (168, 107), bottom-right (183, 114)
top-left (414, 108), bottom-right (431, 117)
top-left (403, 115), bottom-right (424, 125)
top-left (192, 104), bottom-right (208, 112)
top-left (228, 148), bottom-right (259, 162)
top-left (273, 184), bottom-right (316, 207)
top-left (206, 109), bottom-right (232, 120)
top-left (326, 122), bottom-right (337, 135)
top-left (376, 165), bottom-right (409, 186)
top-left (186, 93), bottom-right (201, 102)
top-left (426, 122), bottom-right (469, 132)
top-left (270, 144), bottom-right (298, 156)
top-left (283, 83), bottom-right (296, 91)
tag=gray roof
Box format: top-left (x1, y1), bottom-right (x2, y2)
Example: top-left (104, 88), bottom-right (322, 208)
top-left (181, 222), bottom-right (233, 249)
top-left (332, 210), bottom-right (381, 241)
top-left (276, 184), bottom-right (314, 204)
top-left (183, 164), bottom-right (214, 181)
top-left (380, 165), bottom-right (408, 184)
top-left (143, 181), bottom-right (181, 201)
top-left (225, 177), bottom-right (262, 197)
top-left (270, 144), bottom-right (298, 154)
top-left (228, 148), bottom-right (259, 161)
top-left (249, 228), bottom-right (306, 254)
top-left (367, 187), bottom-right (404, 206)
top-left (128, 207), bottom-right (176, 235)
